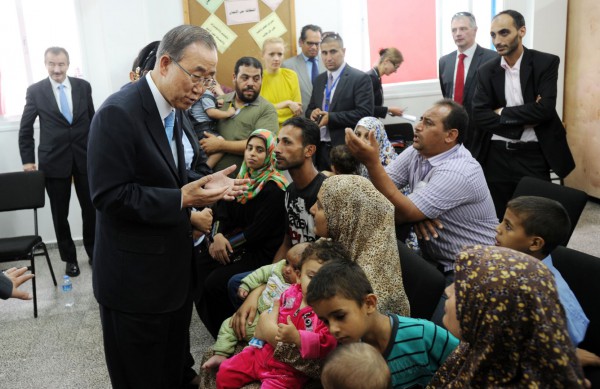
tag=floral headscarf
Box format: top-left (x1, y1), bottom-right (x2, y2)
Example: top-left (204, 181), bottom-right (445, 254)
top-left (320, 175), bottom-right (410, 316)
top-left (354, 117), bottom-right (397, 177)
top-left (428, 246), bottom-right (585, 388)
top-left (236, 129), bottom-right (288, 204)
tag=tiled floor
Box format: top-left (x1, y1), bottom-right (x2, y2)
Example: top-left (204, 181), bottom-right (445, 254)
top-left (1, 201), bottom-right (598, 388)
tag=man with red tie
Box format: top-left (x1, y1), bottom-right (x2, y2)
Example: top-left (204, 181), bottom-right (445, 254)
top-left (439, 12), bottom-right (497, 153)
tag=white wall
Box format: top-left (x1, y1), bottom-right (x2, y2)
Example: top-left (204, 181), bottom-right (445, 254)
top-left (0, 0), bottom-right (569, 243)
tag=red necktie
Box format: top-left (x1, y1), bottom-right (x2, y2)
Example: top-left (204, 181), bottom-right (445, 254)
top-left (454, 53), bottom-right (466, 104)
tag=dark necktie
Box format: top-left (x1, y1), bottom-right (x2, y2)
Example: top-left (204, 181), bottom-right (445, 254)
top-left (309, 57), bottom-right (319, 82)
top-left (58, 84), bottom-right (72, 124)
top-left (454, 53), bottom-right (466, 104)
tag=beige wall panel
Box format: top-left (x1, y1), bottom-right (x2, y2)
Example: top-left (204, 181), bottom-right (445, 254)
top-left (564, 0), bottom-right (600, 196)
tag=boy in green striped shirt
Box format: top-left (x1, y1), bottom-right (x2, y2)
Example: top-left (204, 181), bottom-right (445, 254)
top-left (307, 259), bottom-right (459, 389)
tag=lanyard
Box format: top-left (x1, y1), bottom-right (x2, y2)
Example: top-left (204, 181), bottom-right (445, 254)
top-left (324, 66), bottom-right (345, 112)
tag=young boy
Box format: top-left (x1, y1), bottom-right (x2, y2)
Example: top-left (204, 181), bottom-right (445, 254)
top-left (324, 145), bottom-right (359, 176)
top-left (202, 242), bottom-right (310, 370)
top-left (188, 82), bottom-right (235, 168)
top-left (495, 196), bottom-right (590, 346)
top-left (306, 259), bottom-right (459, 389)
top-left (215, 240), bottom-right (345, 389)
top-left (322, 342), bottom-right (391, 389)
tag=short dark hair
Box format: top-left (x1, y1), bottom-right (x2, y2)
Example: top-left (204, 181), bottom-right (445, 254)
top-left (506, 196), bottom-right (571, 255)
top-left (300, 24), bottom-right (322, 41)
top-left (234, 56), bottom-right (263, 76)
top-left (494, 9), bottom-right (526, 29)
top-left (330, 145), bottom-right (359, 175)
top-left (434, 99), bottom-right (469, 144)
top-left (321, 31), bottom-right (344, 48)
top-left (281, 117), bottom-right (320, 147)
top-left (157, 25), bottom-right (216, 63)
top-left (306, 257), bottom-right (373, 307)
top-left (300, 240), bottom-right (350, 270)
top-left (132, 41), bottom-right (160, 73)
top-left (452, 11), bottom-right (477, 28)
top-left (44, 47), bottom-right (70, 64)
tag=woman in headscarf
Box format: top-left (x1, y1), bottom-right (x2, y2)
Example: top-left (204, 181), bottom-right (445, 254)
top-left (354, 116), bottom-right (419, 251)
top-left (196, 129), bottom-right (288, 338)
top-left (353, 116), bottom-right (397, 178)
top-left (430, 245), bottom-right (585, 388)
top-left (310, 174), bottom-right (410, 316)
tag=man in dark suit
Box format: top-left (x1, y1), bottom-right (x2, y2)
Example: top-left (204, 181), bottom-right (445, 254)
top-left (282, 24), bottom-right (325, 114)
top-left (88, 25), bottom-right (248, 388)
top-left (19, 47), bottom-right (95, 277)
top-left (439, 12), bottom-right (497, 152)
top-left (472, 10), bottom-right (575, 218)
top-left (306, 32), bottom-right (374, 171)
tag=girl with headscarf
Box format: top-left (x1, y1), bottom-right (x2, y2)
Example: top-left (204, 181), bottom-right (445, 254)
top-left (310, 174), bottom-right (410, 316)
top-left (353, 116), bottom-right (397, 178)
top-left (430, 245), bottom-right (585, 388)
top-left (196, 129), bottom-right (288, 338)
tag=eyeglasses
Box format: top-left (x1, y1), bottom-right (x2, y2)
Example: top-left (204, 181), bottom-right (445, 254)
top-left (303, 41), bottom-right (320, 47)
top-left (321, 31), bottom-right (342, 42)
top-left (169, 56), bottom-right (216, 87)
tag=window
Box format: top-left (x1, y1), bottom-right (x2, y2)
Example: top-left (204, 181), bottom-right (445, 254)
top-left (364, 0), bottom-right (503, 85)
top-left (0, 0), bottom-right (83, 119)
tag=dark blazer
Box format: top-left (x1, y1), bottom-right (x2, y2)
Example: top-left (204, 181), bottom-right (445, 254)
top-left (19, 77), bottom-right (95, 178)
top-left (306, 64), bottom-right (374, 146)
top-left (439, 45), bottom-right (497, 150)
top-left (366, 67), bottom-right (389, 118)
top-left (282, 54), bottom-right (325, 115)
top-left (88, 76), bottom-right (194, 314)
top-left (472, 47), bottom-right (575, 178)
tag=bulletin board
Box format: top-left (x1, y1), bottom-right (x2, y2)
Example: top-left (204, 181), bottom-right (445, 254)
top-left (183, 0), bottom-right (297, 88)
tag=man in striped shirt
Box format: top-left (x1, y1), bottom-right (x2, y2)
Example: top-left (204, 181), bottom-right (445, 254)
top-left (346, 99), bottom-right (497, 277)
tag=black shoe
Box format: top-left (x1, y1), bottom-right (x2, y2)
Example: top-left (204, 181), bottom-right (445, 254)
top-left (88, 257), bottom-right (93, 266)
top-left (66, 262), bottom-right (80, 277)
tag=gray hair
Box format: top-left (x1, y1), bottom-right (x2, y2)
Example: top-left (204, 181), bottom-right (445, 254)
top-left (452, 11), bottom-right (477, 28)
top-left (157, 25), bottom-right (216, 61)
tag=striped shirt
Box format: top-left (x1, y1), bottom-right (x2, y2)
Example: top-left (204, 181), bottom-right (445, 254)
top-left (384, 314), bottom-right (459, 388)
top-left (385, 144), bottom-right (497, 271)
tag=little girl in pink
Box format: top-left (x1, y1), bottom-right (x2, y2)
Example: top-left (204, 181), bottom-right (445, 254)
top-left (216, 242), bottom-right (338, 389)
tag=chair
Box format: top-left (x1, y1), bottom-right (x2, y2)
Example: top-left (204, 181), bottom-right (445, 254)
top-left (511, 176), bottom-right (588, 244)
top-left (385, 122), bottom-right (414, 154)
top-left (0, 171), bottom-right (57, 317)
top-left (397, 241), bottom-right (445, 320)
top-left (552, 246), bottom-right (600, 385)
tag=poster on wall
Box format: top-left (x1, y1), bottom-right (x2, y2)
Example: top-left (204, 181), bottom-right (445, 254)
top-left (196, 0), bottom-right (224, 14)
top-left (262, 0), bottom-right (283, 11)
top-left (248, 12), bottom-right (287, 49)
top-left (224, 0), bottom-right (260, 25)
top-left (201, 13), bottom-right (238, 53)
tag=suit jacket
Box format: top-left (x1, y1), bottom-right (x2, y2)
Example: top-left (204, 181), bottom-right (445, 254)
top-left (282, 54), bottom-right (325, 115)
top-left (439, 45), bottom-right (497, 150)
top-left (19, 77), bottom-right (95, 178)
top-left (88, 76), bottom-right (194, 314)
top-left (366, 68), bottom-right (389, 118)
top-left (472, 47), bottom-right (575, 178)
top-left (306, 64), bottom-right (374, 146)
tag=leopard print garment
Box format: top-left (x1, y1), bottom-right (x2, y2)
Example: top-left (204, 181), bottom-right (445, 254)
top-left (320, 175), bottom-right (410, 316)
